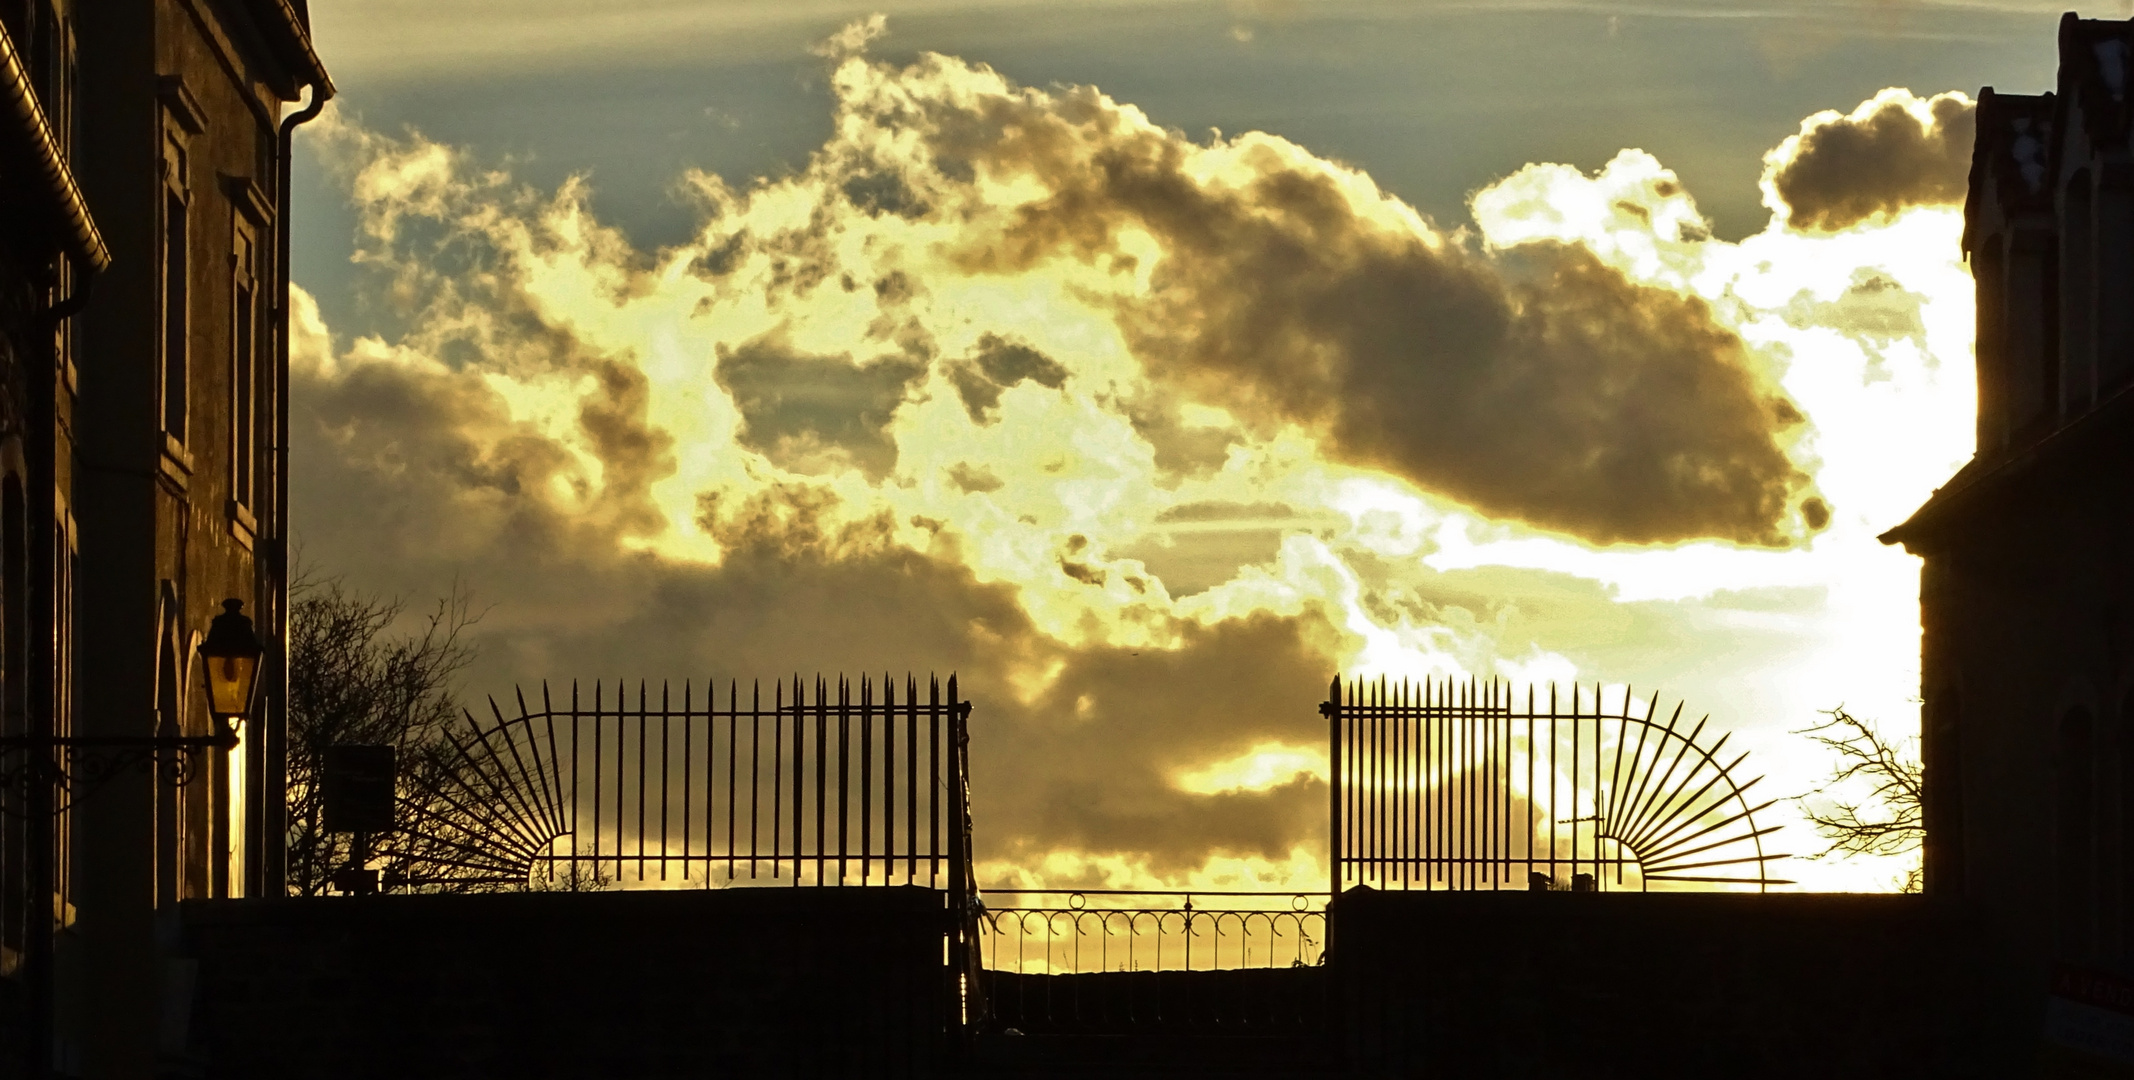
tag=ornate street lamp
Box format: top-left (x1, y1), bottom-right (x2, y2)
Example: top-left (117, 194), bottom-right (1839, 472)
top-left (1, 597), bottom-right (265, 797)
top-left (197, 598), bottom-right (265, 750)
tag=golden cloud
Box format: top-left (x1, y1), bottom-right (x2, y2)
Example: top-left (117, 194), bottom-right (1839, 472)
top-left (288, 24), bottom-right (1977, 890)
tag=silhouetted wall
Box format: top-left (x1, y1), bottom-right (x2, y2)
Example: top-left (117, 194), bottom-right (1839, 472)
top-left (170, 886), bottom-right (950, 1079)
top-left (1332, 889), bottom-right (2032, 1078)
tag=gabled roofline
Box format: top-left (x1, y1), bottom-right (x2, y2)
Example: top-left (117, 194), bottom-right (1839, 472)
top-left (242, 0), bottom-right (336, 101)
top-left (1880, 381), bottom-right (2134, 550)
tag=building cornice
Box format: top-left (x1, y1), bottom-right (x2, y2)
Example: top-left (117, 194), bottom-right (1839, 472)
top-left (0, 20), bottom-right (110, 272)
top-left (1880, 382), bottom-right (2134, 552)
top-left (245, 0), bottom-right (335, 100)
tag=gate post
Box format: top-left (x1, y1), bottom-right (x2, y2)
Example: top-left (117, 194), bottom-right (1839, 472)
top-left (1323, 676), bottom-right (1342, 898)
top-left (945, 674), bottom-right (980, 1041)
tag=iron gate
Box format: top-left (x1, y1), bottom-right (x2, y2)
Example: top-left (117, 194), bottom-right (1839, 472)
top-left (393, 674), bottom-right (973, 893)
top-left (1324, 677), bottom-right (1790, 892)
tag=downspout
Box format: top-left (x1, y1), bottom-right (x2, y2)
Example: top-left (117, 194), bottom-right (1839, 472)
top-left (261, 80), bottom-right (330, 897)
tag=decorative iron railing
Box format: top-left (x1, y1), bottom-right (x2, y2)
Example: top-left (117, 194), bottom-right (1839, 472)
top-left (394, 675), bottom-right (973, 893)
top-left (974, 890), bottom-right (1327, 1032)
top-left (1325, 678), bottom-right (1790, 892)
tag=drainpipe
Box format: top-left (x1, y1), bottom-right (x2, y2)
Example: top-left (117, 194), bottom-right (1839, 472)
top-left (260, 79), bottom-right (331, 897)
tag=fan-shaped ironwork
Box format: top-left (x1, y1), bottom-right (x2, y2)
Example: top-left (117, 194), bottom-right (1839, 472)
top-left (1324, 678), bottom-right (1791, 892)
top-left (391, 675), bottom-right (973, 892)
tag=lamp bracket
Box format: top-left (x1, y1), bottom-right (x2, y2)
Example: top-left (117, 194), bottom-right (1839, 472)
top-left (0, 734), bottom-right (237, 814)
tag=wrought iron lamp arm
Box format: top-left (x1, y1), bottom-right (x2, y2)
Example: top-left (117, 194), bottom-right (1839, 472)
top-left (0, 731), bottom-right (238, 810)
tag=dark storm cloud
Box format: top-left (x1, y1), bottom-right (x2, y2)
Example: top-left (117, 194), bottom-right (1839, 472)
top-left (1766, 89), bottom-right (1975, 232)
top-left (577, 359), bottom-right (679, 537)
top-left (941, 101), bottom-right (1815, 545)
top-left (1118, 393), bottom-right (1242, 482)
top-left (296, 332), bottom-right (1350, 877)
top-left (714, 330), bottom-right (929, 479)
top-left (946, 332), bottom-right (1069, 423)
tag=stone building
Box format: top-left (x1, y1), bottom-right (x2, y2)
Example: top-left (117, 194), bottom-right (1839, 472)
top-left (0, 1), bottom-right (330, 1077)
top-left (1, 1), bottom-right (107, 1073)
top-left (1884, 10), bottom-right (2134, 987)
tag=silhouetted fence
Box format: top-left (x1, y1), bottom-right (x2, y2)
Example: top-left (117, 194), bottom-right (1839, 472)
top-left (1324, 678), bottom-right (1790, 892)
top-left (395, 675), bottom-right (973, 896)
top-left (975, 891), bottom-right (1327, 1032)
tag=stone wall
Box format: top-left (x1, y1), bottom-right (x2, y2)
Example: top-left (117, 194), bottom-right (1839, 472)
top-left (170, 886), bottom-right (951, 1079)
top-left (1332, 889), bottom-right (2033, 1078)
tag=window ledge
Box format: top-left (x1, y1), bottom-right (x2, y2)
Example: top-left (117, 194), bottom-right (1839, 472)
top-left (158, 434), bottom-right (192, 491)
top-left (228, 500), bottom-right (256, 550)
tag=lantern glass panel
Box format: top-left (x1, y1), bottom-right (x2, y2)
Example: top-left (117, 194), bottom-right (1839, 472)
top-left (206, 652), bottom-right (258, 718)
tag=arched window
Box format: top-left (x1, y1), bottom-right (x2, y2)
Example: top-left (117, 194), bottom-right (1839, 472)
top-left (155, 586), bottom-right (189, 905)
top-left (2060, 706), bottom-right (2097, 958)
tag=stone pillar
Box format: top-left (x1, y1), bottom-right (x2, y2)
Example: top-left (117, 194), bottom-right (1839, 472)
top-left (1974, 237), bottom-right (2008, 454)
top-left (2060, 167), bottom-right (2096, 415)
top-left (2095, 156), bottom-right (2134, 393)
top-left (2006, 222), bottom-right (2058, 436)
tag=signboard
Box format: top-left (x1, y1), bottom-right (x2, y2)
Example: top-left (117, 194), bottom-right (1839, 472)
top-left (2048, 965), bottom-right (2134, 1074)
top-left (322, 744), bottom-right (397, 834)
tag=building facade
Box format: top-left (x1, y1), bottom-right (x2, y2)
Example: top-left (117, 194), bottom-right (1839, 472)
top-left (2, 0), bottom-right (107, 1073)
top-left (1885, 11), bottom-right (2134, 981)
top-left (2, 1), bottom-right (328, 1077)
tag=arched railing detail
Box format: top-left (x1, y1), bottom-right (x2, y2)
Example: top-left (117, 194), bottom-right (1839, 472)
top-left (391, 675), bottom-right (973, 896)
top-left (1323, 678), bottom-right (1791, 892)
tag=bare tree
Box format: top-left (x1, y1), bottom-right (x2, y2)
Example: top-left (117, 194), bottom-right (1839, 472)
top-left (284, 571), bottom-right (479, 895)
top-left (1794, 706), bottom-right (1925, 892)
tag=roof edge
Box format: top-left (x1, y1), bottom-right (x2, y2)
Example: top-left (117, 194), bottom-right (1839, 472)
top-left (252, 0), bottom-right (335, 100)
top-left (0, 19), bottom-right (110, 272)
top-left (1880, 382), bottom-right (2134, 549)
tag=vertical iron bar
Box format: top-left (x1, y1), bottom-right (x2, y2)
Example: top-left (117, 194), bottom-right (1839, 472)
top-left (1442, 678), bottom-right (1459, 892)
top-left (633, 681), bottom-right (646, 883)
top-left (1484, 680), bottom-right (1495, 887)
top-left (682, 682), bottom-right (692, 884)
top-left (590, 682), bottom-right (602, 885)
top-left (1327, 676), bottom-right (1341, 896)
top-left (1502, 683), bottom-right (1512, 888)
top-left (1382, 678), bottom-right (1399, 892)
top-left (742, 681), bottom-right (753, 879)
top-left (862, 677), bottom-right (873, 884)
top-left (1464, 678), bottom-right (1474, 889)
top-left (948, 673), bottom-right (971, 1027)
top-left (908, 675), bottom-right (919, 885)
top-left (1605, 686), bottom-right (1630, 889)
top-left (930, 676), bottom-right (942, 888)
top-left (1548, 682), bottom-right (1557, 888)
top-left (882, 673), bottom-right (893, 885)
top-left (816, 676), bottom-right (829, 886)
top-left (1346, 680), bottom-right (1357, 891)
top-left (793, 674), bottom-right (806, 886)
top-left (1436, 678), bottom-right (1448, 889)
top-left (838, 677), bottom-right (851, 885)
top-left (1375, 677), bottom-right (1385, 890)
top-left (661, 681), bottom-right (672, 882)
top-left (571, 683), bottom-right (580, 887)
top-left (1570, 684), bottom-right (1580, 887)
top-left (1482, 679), bottom-right (1493, 887)
top-left (781, 683), bottom-right (789, 879)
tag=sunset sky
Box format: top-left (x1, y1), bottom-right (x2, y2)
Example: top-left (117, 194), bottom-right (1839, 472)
top-left (291, 1), bottom-right (2085, 892)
